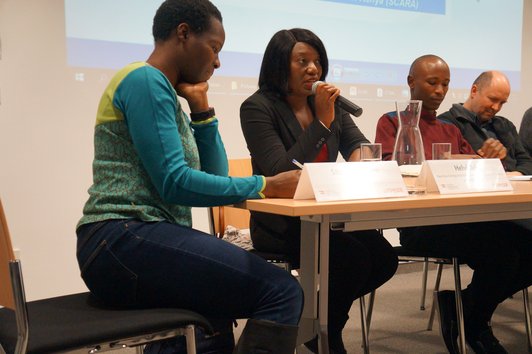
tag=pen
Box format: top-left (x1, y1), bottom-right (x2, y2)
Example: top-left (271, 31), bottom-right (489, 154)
top-left (292, 159), bottom-right (304, 169)
top-left (509, 175), bottom-right (532, 181)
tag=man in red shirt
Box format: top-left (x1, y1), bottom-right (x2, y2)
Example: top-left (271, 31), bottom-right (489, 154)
top-left (375, 55), bottom-right (532, 354)
top-left (376, 55), bottom-right (504, 160)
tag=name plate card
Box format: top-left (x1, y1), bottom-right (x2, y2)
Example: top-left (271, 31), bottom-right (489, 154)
top-left (416, 159), bottom-right (512, 194)
top-left (294, 161), bottom-right (408, 202)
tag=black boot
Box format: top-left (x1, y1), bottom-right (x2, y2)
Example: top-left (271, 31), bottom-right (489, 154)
top-left (437, 290), bottom-right (459, 354)
top-left (303, 309), bottom-right (348, 354)
top-left (466, 326), bottom-right (508, 354)
top-left (233, 319), bottom-right (298, 354)
top-left (303, 335), bottom-right (347, 354)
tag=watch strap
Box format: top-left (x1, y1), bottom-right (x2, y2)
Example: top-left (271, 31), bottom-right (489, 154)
top-left (190, 107), bottom-right (215, 122)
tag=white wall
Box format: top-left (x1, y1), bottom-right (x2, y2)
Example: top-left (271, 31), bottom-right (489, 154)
top-left (1, 0), bottom-right (531, 300)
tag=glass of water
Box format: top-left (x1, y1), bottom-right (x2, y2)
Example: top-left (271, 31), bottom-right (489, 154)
top-left (432, 143), bottom-right (452, 160)
top-left (360, 143), bottom-right (382, 162)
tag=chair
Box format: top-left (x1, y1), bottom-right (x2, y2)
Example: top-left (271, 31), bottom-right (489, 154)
top-left (366, 244), bottom-right (476, 352)
top-left (0, 197), bottom-right (212, 354)
top-left (392, 245), bottom-right (456, 312)
top-left (210, 158), bottom-right (293, 271)
top-left (363, 236), bottom-right (452, 327)
top-left (363, 244), bottom-right (439, 328)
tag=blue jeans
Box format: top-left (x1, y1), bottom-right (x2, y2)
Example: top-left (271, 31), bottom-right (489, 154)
top-left (76, 219), bottom-right (303, 325)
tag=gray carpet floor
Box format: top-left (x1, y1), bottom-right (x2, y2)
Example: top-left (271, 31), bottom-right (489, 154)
top-left (67, 263), bottom-right (531, 354)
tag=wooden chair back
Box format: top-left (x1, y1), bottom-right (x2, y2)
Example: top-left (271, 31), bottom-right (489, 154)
top-left (0, 198), bottom-right (16, 309)
top-left (212, 159), bottom-right (252, 235)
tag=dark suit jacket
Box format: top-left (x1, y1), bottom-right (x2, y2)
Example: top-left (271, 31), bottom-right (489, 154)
top-left (240, 89), bottom-right (369, 258)
top-left (439, 103), bottom-right (532, 175)
top-left (519, 107), bottom-right (532, 157)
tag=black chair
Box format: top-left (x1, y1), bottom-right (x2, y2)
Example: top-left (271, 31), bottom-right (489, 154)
top-left (393, 245), bottom-right (457, 312)
top-left (0, 198), bottom-right (212, 354)
top-left (392, 246), bottom-right (465, 328)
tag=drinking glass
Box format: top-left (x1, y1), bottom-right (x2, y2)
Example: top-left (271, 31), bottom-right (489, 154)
top-left (432, 143), bottom-right (452, 160)
top-left (360, 143), bottom-right (382, 162)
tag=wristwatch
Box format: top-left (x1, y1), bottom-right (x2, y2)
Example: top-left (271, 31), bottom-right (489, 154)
top-left (190, 107), bottom-right (215, 122)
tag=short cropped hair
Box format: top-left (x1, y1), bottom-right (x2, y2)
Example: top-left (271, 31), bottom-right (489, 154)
top-left (258, 28), bottom-right (329, 97)
top-left (152, 0), bottom-right (222, 41)
top-left (409, 54), bottom-right (447, 76)
top-left (472, 71), bottom-right (494, 90)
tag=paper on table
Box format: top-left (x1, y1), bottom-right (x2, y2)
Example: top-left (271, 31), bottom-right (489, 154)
top-left (294, 161), bottom-right (408, 202)
top-left (293, 165), bottom-right (314, 200)
top-left (416, 159), bottom-right (512, 194)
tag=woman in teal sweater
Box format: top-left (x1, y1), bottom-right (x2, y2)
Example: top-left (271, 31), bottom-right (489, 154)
top-left (76, 1), bottom-right (302, 353)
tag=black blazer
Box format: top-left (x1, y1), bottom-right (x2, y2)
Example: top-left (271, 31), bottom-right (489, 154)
top-left (439, 104), bottom-right (532, 175)
top-left (519, 107), bottom-right (532, 157)
top-left (240, 89), bottom-right (369, 257)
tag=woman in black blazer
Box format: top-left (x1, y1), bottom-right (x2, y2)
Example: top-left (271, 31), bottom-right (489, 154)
top-left (240, 28), bottom-right (398, 354)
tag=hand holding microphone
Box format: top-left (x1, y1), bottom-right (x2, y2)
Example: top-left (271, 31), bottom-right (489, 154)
top-left (312, 81), bottom-right (363, 117)
top-left (311, 81), bottom-right (340, 128)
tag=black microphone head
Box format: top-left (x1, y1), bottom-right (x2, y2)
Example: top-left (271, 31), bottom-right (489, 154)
top-left (311, 81), bottom-right (324, 94)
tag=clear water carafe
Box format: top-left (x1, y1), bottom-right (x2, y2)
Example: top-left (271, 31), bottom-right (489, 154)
top-left (392, 100), bottom-right (425, 165)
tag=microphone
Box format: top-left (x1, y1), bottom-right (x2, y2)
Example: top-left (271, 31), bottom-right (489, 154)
top-left (311, 81), bottom-right (363, 117)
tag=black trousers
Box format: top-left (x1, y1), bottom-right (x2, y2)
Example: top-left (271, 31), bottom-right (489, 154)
top-left (252, 227), bottom-right (398, 336)
top-left (400, 219), bottom-right (532, 324)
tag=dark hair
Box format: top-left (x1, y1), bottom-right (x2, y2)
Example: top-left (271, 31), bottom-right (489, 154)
top-left (258, 28), bottom-right (328, 97)
top-left (472, 71), bottom-right (494, 90)
top-left (152, 0), bottom-right (222, 41)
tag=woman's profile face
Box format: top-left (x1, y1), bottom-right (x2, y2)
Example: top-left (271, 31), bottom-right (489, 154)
top-left (287, 42), bottom-right (322, 97)
top-left (180, 18), bottom-right (225, 84)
